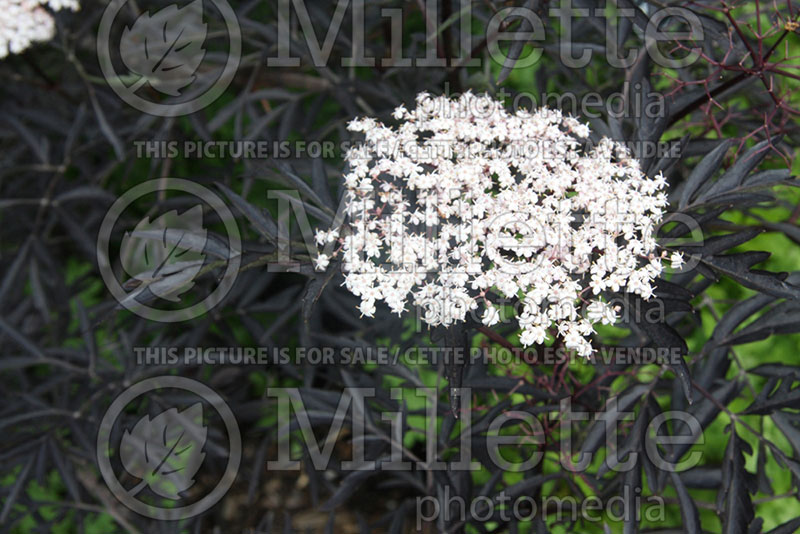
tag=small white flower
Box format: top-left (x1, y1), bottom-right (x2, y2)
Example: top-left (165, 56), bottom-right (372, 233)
top-left (358, 298), bottom-right (376, 317)
top-left (670, 251), bottom-right (685, 270)
top-left (586, 301), bottom-right (618, 325)
top-left (320, 93), bottom-right (668, 354)
top-left (519, 325), bottom-right (547, 346)
top-left (314, 253), bottom-right (330, 271)
top-left (481, 306), bottom-right (500, 326)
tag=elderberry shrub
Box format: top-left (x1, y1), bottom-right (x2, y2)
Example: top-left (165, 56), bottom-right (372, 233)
top-left (1, 1), bottom-right (799, 533)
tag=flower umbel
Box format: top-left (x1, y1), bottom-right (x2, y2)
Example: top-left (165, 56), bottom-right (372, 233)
top-left (321, 92), bottom-right (669, 357)
top-left (0, 0), bottom-right (79, 59)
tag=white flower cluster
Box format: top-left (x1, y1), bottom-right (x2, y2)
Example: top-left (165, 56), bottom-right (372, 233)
top-left (0, 0), bottom-right (79, 59)
top-left (319, 92), bottom-right (674, 357)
